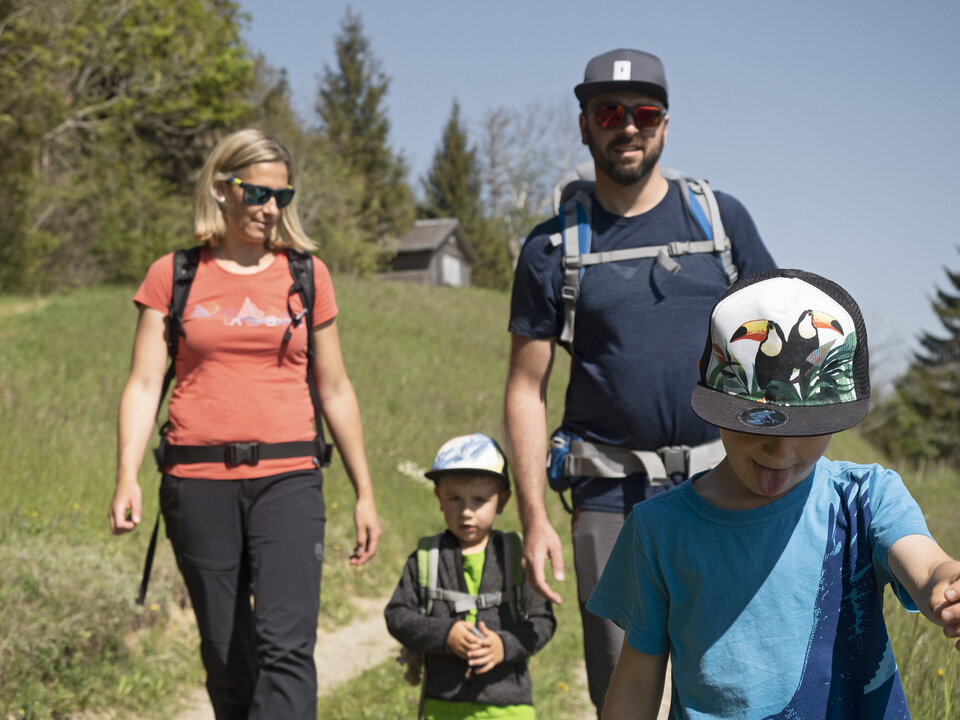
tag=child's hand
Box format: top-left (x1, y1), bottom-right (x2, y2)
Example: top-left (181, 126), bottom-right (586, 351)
top-left (466, 621), bottom-right (505, 674)
top-left (934, 575), bottom-right (960, 651)
top-left (446, 620), bottom-right (483, 662)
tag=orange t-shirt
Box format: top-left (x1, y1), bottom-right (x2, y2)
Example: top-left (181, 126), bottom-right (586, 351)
top-left (134, 247), bottom-right (338, 479)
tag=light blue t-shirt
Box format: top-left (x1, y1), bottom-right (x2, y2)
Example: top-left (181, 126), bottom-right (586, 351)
top-left (586, 458), bottom-right (931, 719)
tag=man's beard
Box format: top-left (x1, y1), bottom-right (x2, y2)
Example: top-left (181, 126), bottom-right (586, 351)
top-left (586, 127), bottom-right (664, 187)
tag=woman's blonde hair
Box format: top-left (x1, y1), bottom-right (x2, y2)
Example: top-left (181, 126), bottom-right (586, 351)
top-left (193, 128), bottom-right (316, 252)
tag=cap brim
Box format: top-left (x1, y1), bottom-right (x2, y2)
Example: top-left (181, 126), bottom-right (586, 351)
top-left (424, 468), bottom-right (510, 487)
top-left (575, 81), bottom-right (668, 107)
top-left (691, 384), bottom-right (870, 437)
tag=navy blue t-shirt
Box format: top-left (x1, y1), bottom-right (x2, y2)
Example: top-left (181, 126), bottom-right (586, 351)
top-left (509, 181), bottom-right (776, 511)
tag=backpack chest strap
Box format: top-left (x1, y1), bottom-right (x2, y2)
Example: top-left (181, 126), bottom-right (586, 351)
top-left (425, 587), bottom-right (505, 614)
top-left (563, 239), bottom-right (725, 270)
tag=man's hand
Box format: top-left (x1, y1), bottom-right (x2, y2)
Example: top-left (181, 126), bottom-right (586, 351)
top-left (522, 517), bottom-right (565, 605)
top-left (467, 621), bottom-right (505, 674)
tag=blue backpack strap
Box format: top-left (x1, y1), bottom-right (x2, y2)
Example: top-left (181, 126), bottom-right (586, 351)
top-left (677, 177), bottom-right (738, 285)
top-left (556, 191), bottom-right (592, 346)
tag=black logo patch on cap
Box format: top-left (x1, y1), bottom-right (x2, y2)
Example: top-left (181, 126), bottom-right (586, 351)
top-left (737, 407), bottom-right (789, 429)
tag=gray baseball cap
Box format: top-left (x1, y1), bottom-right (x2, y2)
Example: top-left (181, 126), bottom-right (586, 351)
top-left (574, 49), bottom-right (669, 108)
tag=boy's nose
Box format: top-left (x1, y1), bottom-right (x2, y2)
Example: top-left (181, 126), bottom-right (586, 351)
top-left (760, 437), bottom-right (792, 459)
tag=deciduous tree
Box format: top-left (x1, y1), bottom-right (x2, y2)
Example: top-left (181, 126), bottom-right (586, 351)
top-left (0, 0), bottom-right (255, 291)
top-left (478, 101), bottom-right (586, 269)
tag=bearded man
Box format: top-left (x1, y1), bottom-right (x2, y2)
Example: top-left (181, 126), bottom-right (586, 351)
top-left (504, 48), bottom-right (777, 718)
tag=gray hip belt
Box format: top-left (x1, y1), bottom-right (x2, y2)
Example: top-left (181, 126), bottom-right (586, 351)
top-left (564, 438), bottom-right (725, 486)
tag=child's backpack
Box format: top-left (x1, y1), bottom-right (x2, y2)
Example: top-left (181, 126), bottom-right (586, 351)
top-left (398, 531), bottom-right (527, 700)
top-left (415, 531), bottom-right (526, 623)
top-left (550, 160), bottom-right (739, 347)
top-left (135, 246), bottom-right (332, 605)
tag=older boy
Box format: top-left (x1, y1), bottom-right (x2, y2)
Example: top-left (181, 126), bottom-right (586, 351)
top-left (385, 433), bottom-right (555, 719)
top-left (587, 269), bottom-right (960, 719)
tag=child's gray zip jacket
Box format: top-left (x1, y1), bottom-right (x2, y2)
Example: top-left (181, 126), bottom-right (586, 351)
top-left (384, 529), bottom-right (556, 707)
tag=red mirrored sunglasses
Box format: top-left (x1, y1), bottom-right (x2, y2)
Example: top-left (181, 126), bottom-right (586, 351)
top-left (587, 103), bottom-right (665, 130)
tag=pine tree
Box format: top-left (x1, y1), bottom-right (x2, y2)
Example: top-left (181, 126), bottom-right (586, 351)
top-left (870, 248), bottom-right (960, 463)
top-left (903, 248), bottom-right (960, 460)
top-left (315, 9), bottom-right (412, 270)
top-left (419, 101), bottom-right (512, 289)
top-left (421, 100), bottom-right (481, 225)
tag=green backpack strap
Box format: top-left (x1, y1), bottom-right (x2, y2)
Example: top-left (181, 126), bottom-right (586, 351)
top-left (416, 532), bottom-right (527, 623)
top-left (416, 534), bottom-right (442, 616)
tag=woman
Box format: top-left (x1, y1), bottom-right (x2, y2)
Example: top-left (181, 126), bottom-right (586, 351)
top-left (108, 128), bottom-right (381, 719)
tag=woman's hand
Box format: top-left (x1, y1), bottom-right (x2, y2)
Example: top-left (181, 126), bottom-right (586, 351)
top-left (109, 479), bottom-right (142, 534)
top-left (350, 495), bottom-right (381, 565)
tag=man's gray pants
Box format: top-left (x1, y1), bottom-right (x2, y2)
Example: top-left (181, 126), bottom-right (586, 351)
top-left (573, 508), bottom-right (628, 718)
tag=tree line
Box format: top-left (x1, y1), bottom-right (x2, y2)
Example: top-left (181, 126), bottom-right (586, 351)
top-left (0, 1), bottom-right (578, 293)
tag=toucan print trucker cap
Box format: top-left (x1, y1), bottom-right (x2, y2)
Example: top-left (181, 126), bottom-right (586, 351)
top-left (690, 269), bottom-right (870, 437)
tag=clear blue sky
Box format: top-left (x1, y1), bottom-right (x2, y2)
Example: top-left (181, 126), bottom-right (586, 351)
top-left (237, 0), bottom-right (959, 387)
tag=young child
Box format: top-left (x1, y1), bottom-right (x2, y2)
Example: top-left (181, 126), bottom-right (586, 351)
top-left (385, 433), bottom-right (556, 719)
top-left (587, 269), bottom-right (960, 719)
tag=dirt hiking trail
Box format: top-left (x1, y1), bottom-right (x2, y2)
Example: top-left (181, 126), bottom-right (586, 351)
top-left (143, 595), bottom-right (668, 720)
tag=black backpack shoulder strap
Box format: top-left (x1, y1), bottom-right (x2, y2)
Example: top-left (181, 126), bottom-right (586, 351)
top-left (284, 249), bottom-right (333, 466)
top-left (138, 245), bottom-right (200, 606)
top-left (502, 531), bottom-right (525, 622)
top-left (157, 246), bottom-right (202, 422)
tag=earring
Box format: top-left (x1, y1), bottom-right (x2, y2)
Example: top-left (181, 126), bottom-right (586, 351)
top-left (217, 196), bottom-right (225, 203)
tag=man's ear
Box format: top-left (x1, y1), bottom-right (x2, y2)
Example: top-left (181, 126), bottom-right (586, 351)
top-left (496, 489), bottom-right (512, 514)
top-left (579, 114), bottom-right (588, 146)
top-left (434, 484), bottom-right (441, 506)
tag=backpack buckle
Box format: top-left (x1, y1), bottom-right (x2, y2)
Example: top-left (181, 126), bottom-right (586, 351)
top-left (656, 445), bottom-right (690, 479)
top-left (560, 285), bottom-right (579, 302)
top-left (226, 442), bottom-right (260, 466)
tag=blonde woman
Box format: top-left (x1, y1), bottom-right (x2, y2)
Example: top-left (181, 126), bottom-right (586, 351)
top-left (109, 128), bottom-right (380, 719)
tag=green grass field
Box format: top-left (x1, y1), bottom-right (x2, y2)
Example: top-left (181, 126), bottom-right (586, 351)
top-left (1, 279), bottom-right (957, 719)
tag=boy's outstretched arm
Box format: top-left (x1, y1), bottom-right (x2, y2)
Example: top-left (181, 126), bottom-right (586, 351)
top-left (888, 534), bottom-right (960, 650)
top-left (601, 637), bottom-right (667, 720)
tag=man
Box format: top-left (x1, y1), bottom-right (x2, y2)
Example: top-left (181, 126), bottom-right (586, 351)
top-left (504, 48), bottom-right (776, 716)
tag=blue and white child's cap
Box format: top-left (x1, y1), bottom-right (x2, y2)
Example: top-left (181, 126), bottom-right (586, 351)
top-left (425, 433), bottom-right (510, 488)
top-left (691, 269), bottom-right (870, 436)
